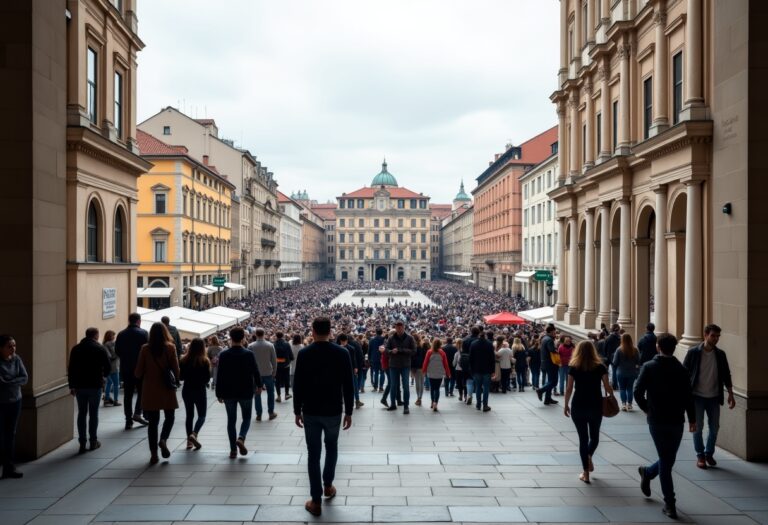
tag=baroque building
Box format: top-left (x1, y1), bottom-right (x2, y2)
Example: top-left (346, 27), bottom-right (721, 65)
top-left (335, 162), bottom-right (431, 281)
top-left (277, 191), bottom-right (302, 286)
top-left (441, 182), bottom-right (474, 281)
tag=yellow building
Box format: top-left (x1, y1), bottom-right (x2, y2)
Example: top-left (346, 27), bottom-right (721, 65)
top-left (137, 130), bottom-right (236, 309)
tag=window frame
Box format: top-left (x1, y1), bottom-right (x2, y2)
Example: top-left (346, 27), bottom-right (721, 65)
top-left (86, 47), bottom-right (98, 124)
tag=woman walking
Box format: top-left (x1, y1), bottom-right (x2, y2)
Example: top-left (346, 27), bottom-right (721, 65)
top-left (206, 336), bottom-right (223, 389)
top-left (422, 339), bottom-right (451, 411)
top-left (103, 330), bottom-right (120, 407)
top-left (135, 322), bottom-right (180, 464)
top-left (495, 339), bottom-right (514, 393)
top-left (563, 340), bottom-right (613, 483)
top-left (613, 333), bottom-right (640, 411)
top-left (512, 338), bottom-right (528, 393)
top-left (557, 336), bottom-right (575, 396)
top-left (180, 338), bottom-right (211, 450)
top-left (411, 340), bottom-right (428, 406)
top-left (0, 335), bottom-right (28, 479)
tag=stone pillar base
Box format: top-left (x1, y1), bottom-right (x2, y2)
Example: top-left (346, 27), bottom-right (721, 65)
top-left (595, 312), bottom-right (612, 331)
top-left (580, 310), bottom-right (597, 329)
top-left (649, 122), bottom-right (669, 137)
top-left (678, 334), bottom-right (701, 350)
top-left (680, 103), bottom-right (709, 121)
top-left (554, 303), bottom-right (567, 322)
top-left (615, 145), bottom-right (632, 156)
top-left (565, 309), bottom-right (580, 325)
top-left (18, 384), bottom-right (73, 460)
top-left (716, 392), bottom-right (768, 461)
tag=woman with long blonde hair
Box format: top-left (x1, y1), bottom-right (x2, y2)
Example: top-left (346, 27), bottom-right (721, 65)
top-left (613, 333), bottom-right (640, 411)
top-left (564, 340), bottom-right (614, 483)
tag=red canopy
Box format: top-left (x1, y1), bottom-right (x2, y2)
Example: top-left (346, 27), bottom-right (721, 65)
top-left (483, 312), bottom-right (527, 325)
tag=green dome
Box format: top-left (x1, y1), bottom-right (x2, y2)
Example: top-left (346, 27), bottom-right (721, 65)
top-left (371, 160), bottom-right (398, 187)
top-left (454, 181), bottom-right (471, 201)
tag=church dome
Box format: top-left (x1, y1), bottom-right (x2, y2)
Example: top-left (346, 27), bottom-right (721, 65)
top-left (454, 181), bottom-right (471, 201)
top-left (371, 160), bottom-right (398, 187)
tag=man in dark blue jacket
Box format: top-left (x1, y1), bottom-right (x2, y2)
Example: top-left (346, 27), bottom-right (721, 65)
top-left (635, 333), bottom-right (696, 520)
top-left (216, 326), bottom-right (262, 458)
top-left (115, 313), bottom-right (149, 429)
top-left (469, 331), bottom-right (495, 412)
top-left (68, 327), bottom-right (111, 453)
top-left (442, 337), bottom-right (458, 397)
top-left (682, 324), bottom-right (735, 469)
top-left (638, 323), bottom-right (657, 365)
top-left (536, 324), bottom-right (559, 405)
top-left (368, 329), bottom-right (386, 392)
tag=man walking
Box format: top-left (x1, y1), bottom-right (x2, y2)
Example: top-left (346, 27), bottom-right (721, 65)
top-left (368, 328), bottom-right (385, 392)
top-left (604, 324), bottom-right (621, 388)
top-left (249, 328), bottom-right (277, 421)
top-left (638, 323), bottom-right (657, 365)
top-left (273, 332), bottom-right (293, 403)
top-left (469, 331), bottom-right (495, 412)
top-left (536, 324), bottom-right (559, 405)
top-left (442, 337), bottom-right (458, 397)
top-left (635, 333), bottom-right (696, 520)
top-left (293, 317), bottom-right (354, 517)
top-left (683, 324), bottom-right (735, 469)
top-left (68, 327), bottom-right (111, 454)
top-left (216, 327), bottom-right (262, 458)
top-left (115, 313), bottom-right (149, 429)
top-left (161, 316), bottom-right (183, 358)
top-left (385, 321), bottom-right (415, 414)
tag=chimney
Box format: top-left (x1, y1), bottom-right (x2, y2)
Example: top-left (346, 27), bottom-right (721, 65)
top-left (203, 155), bottom-right (209, 166)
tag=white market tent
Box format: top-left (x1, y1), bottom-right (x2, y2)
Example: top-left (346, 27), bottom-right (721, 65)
top-left (136, 307), bottom-right (155, 315)
top-left (206, 306), bottom-right (250, 323)
top-left (518, 306), bottom-right (554, 324)
top-left (137, 287), bottom-right (173, 298)
top-left (277, 276), bottom-right (301, 282)
top-left (188, 285), bottom-right (214, 296)
top-left (140, 305), bottom-right (250, 339)
top-left (444, 271), bottom-right (472, 277)
top-left (223, 282), bottom-right (246, 290)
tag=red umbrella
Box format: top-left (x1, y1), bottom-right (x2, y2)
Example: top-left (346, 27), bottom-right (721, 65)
top-left (483, 312), bottom-right (527, 325)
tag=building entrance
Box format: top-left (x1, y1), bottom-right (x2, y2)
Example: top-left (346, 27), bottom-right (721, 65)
top-left (375, 266), bottom-right (388, 281)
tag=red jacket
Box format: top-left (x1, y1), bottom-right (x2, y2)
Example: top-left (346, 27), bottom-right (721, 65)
top-left (422, 349), bottom-right (451, 378)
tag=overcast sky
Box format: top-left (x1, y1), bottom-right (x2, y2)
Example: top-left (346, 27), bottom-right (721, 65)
top-left (137, 0), bottom-right (559, 204)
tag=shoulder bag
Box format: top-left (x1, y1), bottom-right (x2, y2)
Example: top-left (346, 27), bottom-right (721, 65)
top-left (151, 349), bottom-right (178, 391)
top-left (602, 394), bottom-right (620, 417)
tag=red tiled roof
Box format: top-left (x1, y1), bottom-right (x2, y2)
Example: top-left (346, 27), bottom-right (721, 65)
top-left (430, 204), bottom-right (453, 220)
top-left (137, 130), bottom-right (189, 156)
top-left (339, 186), bottom-right (427, 199)
top-left (277, 190), bottom-right (291, 203)
top-left (517, 125), bottom-right (558, 165)
top-left (195, 118), bottom-right (216, 126)
top-left (311, 205), bottom-right (337, 220)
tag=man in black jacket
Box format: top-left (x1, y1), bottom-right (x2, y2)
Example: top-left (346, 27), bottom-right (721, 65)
top-left (638, 323), bottom-right (657, 365)
top-left (216, 326), bottom-right (262, 458)
top-left (469, 331), bottom-right (495, 412)
top-left (273, 332), bottom-right (294, 403)
top-left (682, 324), bottom-right (735, 469)
top-left (635, 333), bottom-right (696, 520)
top-left (68, 327), bottom-right (111, 453)
top-left (294, 317), bottom-right (354, 517)
top-left (385, 321), bottom-right (416, 414)
top-left (115, 313), bottom-right (149, 429)
top-left (604, 324), bottom-right (621, 388)
top-left (338, 334), bottom-right (364, 409)
top-left (536, 324), bottom-right (559, 405)
top-left (442, 337), bottom-right (458, 397)
top-left (368, 329), bottom-right (386, 392)
top-left (161, 316), bottom-right (183, 358)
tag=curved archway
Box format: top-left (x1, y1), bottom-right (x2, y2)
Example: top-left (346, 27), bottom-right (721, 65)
top-left (86, 196), bottom-right (105, 262)
top-left (375, 266), bottom-right (388, 281)
top-left (635, 204), bottom-right (656, 335)
top-left (113, 204), bottom-right (128, 263)
top-left (667, 191), bottom-right (688, 337)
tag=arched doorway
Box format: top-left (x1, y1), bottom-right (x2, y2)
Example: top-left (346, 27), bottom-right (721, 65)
top-left (357, 267), bottom-right (364, 281)
top-left (341, 270), bottom-right (348, 280)
top-left (635, 205), bottom-right (656, 337)
top-left (668, 192), bottom-right (688, 339)
top-left (375, 266), bottom-right (387, 281)
top-left (397, 267), bottom-right (405, 280)
top-left (149, 279), bottom-right (170, 310)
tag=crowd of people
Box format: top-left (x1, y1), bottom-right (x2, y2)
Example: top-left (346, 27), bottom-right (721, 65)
top-left (0, 280), bottom-right (737, 520)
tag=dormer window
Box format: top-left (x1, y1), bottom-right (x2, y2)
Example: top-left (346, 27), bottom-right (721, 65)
top-left (163, 126), bottom-right (171, 135)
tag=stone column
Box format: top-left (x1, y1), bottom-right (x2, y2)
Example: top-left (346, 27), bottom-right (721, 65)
top-left (653, 187), bottom-right (668, 332)
top-left (581, 208), bottom-right (597, 327)
top-left (574, 0), bottom-right (583, 68)
top-left (617, 198), bottom-right (633, 327)
top-left (565, 216), bottom-right (580, 325)
top-left (584, 81), bottom-right (595, 170)
top-left (569, 91), bottom-right (580, 178)
top-left (557, 101), bottom-right (568, 180)
top-left (681, 0), bottom-right (707, 120)
top-left (554, 217), bottom-right (568, 321)
top-left (599, 62), bottom-right (611, 162)
top-left (681, 181), bottom-right (703, 347)
top-left (596, 204), bottom-right (612, 328)
top-left (601, 0), bottom-right (611, 26)
top-left (617, 40), bottom-right (632, 155)
top-left (650, 3), bottom-right (669, 136)
top-left (559, 0), bottom-right (568, 84)
top-left (586, 0), bottom-right (595, 45)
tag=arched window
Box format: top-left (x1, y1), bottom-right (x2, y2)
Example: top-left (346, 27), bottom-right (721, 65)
top-left (114, 207), bottom-right (125, 262)
top-left (87, 201), bottom-right (100, 262)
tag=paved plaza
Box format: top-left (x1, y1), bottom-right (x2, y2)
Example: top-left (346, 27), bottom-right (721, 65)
top-left (329, 290), bottom-right (436, 308)
top-left (2, 387), bottom-right (767, 525)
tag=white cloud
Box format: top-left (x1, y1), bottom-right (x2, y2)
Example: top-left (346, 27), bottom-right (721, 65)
top-left (137, 0), bottom-right (559, 203)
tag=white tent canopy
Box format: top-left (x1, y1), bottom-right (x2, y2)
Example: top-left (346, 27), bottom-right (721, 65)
top-left (223, 282), bottom-right (246, 290)
top-left (518, 306), bottom-right (554, 324)
top-left (444, 271), bottom-right (472, 277)
top-left (140, 306), bottom-right (250, 339)
top-left (188, 285), bottom-right (214, 295)
top-left (136, 307), bottom-right (155, 315)
top-left (278, 276), bottom-right (301, 282)
top-left (206, 306), bottom-right (250, 323)
top-left (137, 287), bottom-right (173, 298)
top-left (514, 271), bottom-right (536, 283)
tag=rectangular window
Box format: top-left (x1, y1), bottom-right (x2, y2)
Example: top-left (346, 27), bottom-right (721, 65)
top-left (548, 201), bottom-right (552, 220)
top-left (114, 71), bottom-right (123, 138)
top-left (398, 249), bottom-right (404, 259)
top-left (339, 218), bottom-right (345, 227)
top-left (154, 241), bottom-right (166, 263)
top-left (339, 200), bottom-right (345, 209)
top-left (339, 233), bottom-right (345, 243)
top-left (419, 200), bottom-right (426, 209)
top-left (340, 249), bottom-right (345, 259)
top-left (524, 238), bottom-right (528, 263)
top-left (374, 249), bottom-right (380, 259)
top-left (421, 233), bottom-right (426, 243)
top-left (398, 218), bottom-right (403, 227)
top-left (523, 208), bottom-right (528, 226)
top-left (547, 170), bottom-right (552, 188)
top-left (582, 123), bottom-right (587, 164)
top-left (374, 218), bottom-right (379, 227)
top-left (398, 200), bottom-right (404, 209)
top-left (411, 233), bottom-right (416, 243)
top-left (384, 218), bottom-right (390, 227)
top-left (673, 52), bottom-right (683, 125)
top-left (596, 112), bottom-right (602, 157)
top-left (547, 234), bottom-right (553, 262)
top-left (644, 76), bottom-right (653, 139)
top-left (155, 193), bottom-right (166, 214)
top-left (358, 250), bottom-right (364, 259)
top-left (612, 100), bottom-right (618, 151)
top-left (374, 233), bottom-right (380, 242)
top-left (358, 218), bottom-right (364, 227)
top-left (421, 219), bottom-right (426, 228)
top-left (385, 233), bottom-right (390, 243)
top-left (421, 250), bottom-right (427, 260)
top-left (357, 199), bottom-right (364, 209)
top-left (359, 232), bottom-right (364, 242)
top-left (410, 199), bottom-right (417, 209)
top-left (411, 250), bottom-right (416, 259)
top-left (523, 184), bottom-right (528, 200)
top-left (398, 233), bottom-right (403, 242)
top-left (87, 47), bottom-right (97, 123)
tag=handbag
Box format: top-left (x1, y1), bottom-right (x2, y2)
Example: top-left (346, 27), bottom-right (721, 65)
top-left (602, 394), bottom-right (620, 417)
top-left (151, 351), bottom-right (178, 391)
top-left (550, 352), bottom-right (561, 367)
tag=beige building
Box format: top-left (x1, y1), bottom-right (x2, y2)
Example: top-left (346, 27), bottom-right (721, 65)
top-left (310, 203), bottom-right (338, 279)
top-left (277, 192), bottom-right (302, 286)
top-left (430, 204), bottom-right (452, 277)
top-left (519, 153), bottom-right (560, 306)
top-left (138, 107), bottom-right (280, 293)
top-left (441, 191), bottom-right (474, 282)
top-left (336, 162), bottom-right (432, 281)
top-left (550, 0), bottom-right (766, 459)
top-left (291, 192), bottom-right (327, 282)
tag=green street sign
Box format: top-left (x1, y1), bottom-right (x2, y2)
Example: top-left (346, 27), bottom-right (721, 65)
top-left (212, 276), bottom-right (226, 287)
top-left (534, 270), bottom-right (552, 282)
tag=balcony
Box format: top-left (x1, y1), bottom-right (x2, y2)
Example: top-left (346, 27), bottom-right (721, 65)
top-left (262, 222), bottom-right (277, 233)
top-left (274, 260), bottom-right (281, 268)
top-left (261, 238), bottom-right (276, 249)
top-left (264, 259), bottom-right (273, 267)
top-left (253, 258), bottom-right (262, 268)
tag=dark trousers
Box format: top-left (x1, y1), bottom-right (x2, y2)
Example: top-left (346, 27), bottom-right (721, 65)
top-left (144, 409), bottom-right (175, 455)
top-left (0, 400), bottom-right (21, 470)
top-left (472, 373), bottom-right (491, 408)
top-left (182, 387), bottom-right (207, 436)
top-left (224, 398), bottom-right (252, 451)
top-left (75, 388), bottom-right (102, 444)
top-left (500, 368), bottom-right (511, 393)
top-left (370, 367), bottom-right (383, 389)
top-left (455, 371), bottom-right (467, 397)
top-left (276, 368), bottom-right (291, 396)
top-left (572, 409), bottom-right (603, 471)
top-left (429, 378), bottom-right (442, 403)
top-left (539, 366), bottom-right (557, 401)
top-left (646, 423), bottom-right (684, 505)
top-left (516, 369), bottom-right (528, 391)
top-left (303, 414), bottom-right (342, 503)
top-left (381, 370), bottom-right (400, 404)
top-left (530, 363), bottom-right (541, 388)
top-left (444, 373), bottom-right (456, 395)
top-left (122, 375), bottom-right (143, 422)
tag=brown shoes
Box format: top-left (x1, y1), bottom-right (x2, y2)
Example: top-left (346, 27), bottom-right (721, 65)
top-left (324, 484), bottom-right (337, 499)
top-left (305, 499), bottom-right (321, 516)
top-left (705, 455), bottom-right (717, 467)
top-left (696, 456), bottom-right (708, 469)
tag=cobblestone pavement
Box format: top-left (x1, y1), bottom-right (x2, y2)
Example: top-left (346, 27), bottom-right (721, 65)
top-left (2, 386), bottom-right (767, 524)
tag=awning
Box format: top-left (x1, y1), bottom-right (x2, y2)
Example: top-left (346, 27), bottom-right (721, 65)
top-left (278, 277), bottom-right (301, 282)
top-left (223, 282), bottom-right (246, 290)
top-left (136, 307), bottom-right (155, 315)
top-left (206, 306), bottom-right (250, 322)
top-left (180, 310), bottom-right (237, 331)
top-left (203, 285), bottom-right (221, 293)
top-left (188, 285), bottom-right (214, 295)
top-left (483, 312), bottom-right (527, 325)
top-left (514, 271), bottom-right (536, 283)
top-left (518, 306), bottom-right (554, 324)
top-left (137, 287), bottom-right (173, 298)
top-left (169, 318), bottom-right (218, 339)
top-left (444, 271), bottom-right (472, 277)
top-left (139, 305), bottom-right (250, 338)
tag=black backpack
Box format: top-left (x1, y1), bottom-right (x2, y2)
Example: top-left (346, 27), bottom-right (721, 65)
top-left (459, 351), bottom-right (471, 371)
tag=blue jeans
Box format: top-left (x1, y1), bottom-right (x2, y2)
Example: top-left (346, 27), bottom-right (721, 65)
top-left (539, 366), bottom-right (557, 400)
top-left (75, 388), bottom-right (102, 443)
top-left (224, 398), bottom-right (252, 451)
top-left (105, 372), bottom-right (120, 402)
top-left (357, 369), bottom-right (367, 391)
top-left (370, 367), bottom-right (383, 389)
top-left (646, 423), bottom-right (684, 505)
top-left (692, 396), bottom-right (720, 457)
top-left (303, 414), bottom-right (342, 503)
top-left (558, 365), bottom-right (570, 394)
top-left (389, 367), bottom-right (410, 407)
top-left (429, 378), bottom-right (442, 403)
top-left (530, 363), bottom-right (541, 388)
top-left (516, 369), bottom-right (528, 391)
top-left (617, 372), bottom-right (637, 405)
top-left (472, 373), bottom-right (491, 408)
top-left (255, 375), bottom-right (275, 416)
top-left (444, 374), bottom-right (456, 395)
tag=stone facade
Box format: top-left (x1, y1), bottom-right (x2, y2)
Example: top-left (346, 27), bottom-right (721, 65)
top-left (277, 192), bottom-right (302, 286)
top-left (441, 205), bottom-right (474, 281)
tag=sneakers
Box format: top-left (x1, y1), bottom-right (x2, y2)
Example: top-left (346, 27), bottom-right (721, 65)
top-left (236, 437), bottom-right (248, 456)
top-left (103, 399), bottom-right (114, 407)
top-left (544, 398), bottom-right (559, 405)
top-left (355, 400), bottom-right (364, 409)
top-left (483, 405), bottom-right (491, 412)
top-left (159, 439), bottom-right (171, 459)
top-left (132, 414), bottom-right (149, 426)
top-left (256, 414), bottom-right (262, 422)
top-left (386, 406), bottom-right (397, 411)
top-left (380, 398), bottom-right (389, 407)
top-left (622, 404), bottom-right (628, 412)
top-left (536, 389), bottom-right (544, 401)
top-left (276, 395), bottom-right (282, 403)
top-left (305, 499), bottom-right (322, 517)
top-left (285, 394), bottom-right (292, 400)
top-left (696, 456), bottom-right (708, 469)
top-left (466, 396), bottom-right (473, 405)
top-left (323, 484), bottom-right (337, 499)
top-left (112, 401), bottom-right (121, 406)
top-left (268, 412), bottom-right (278, 421)
top-left (662, 503), bottom-right (678, 520)
top-left (89, 440), bottom-right (101, 451)
top-left (638, 466), bottom-right (651, 497)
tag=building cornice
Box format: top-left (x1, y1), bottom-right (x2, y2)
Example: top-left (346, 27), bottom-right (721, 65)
top-left (67, 126), bottom-right (152, 176)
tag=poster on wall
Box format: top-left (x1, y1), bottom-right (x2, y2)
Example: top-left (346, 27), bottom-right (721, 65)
top-left (103, 288), bottom-right (117, 319)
